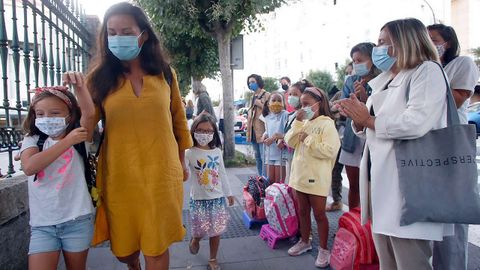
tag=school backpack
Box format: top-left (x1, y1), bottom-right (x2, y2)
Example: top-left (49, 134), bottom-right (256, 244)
top-left (330, 227), bottom-right (357, 270)
top-left (243, 176), bottom-right (269, 219)
top-left (264, 183), bottom-right (298, 237)
top-left (332, 207), bottom-right (378, 270)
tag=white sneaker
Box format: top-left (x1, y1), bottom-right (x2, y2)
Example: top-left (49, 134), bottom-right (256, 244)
top-left (315, 247), bottom-right (330, 268)
top-left (288, 239), bottom-right (312, 256)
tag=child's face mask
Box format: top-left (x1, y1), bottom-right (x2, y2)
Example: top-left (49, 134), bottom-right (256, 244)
top-left (194, 132), bottom-right (214, 146)
top-left (268, 101), bottom-right (283, 114)
top-left (302, 102), bottom-right (319, 120)
top-left (35, 117), bottom-right (69, 137)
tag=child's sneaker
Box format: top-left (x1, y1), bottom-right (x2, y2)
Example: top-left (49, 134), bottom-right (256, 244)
top-left (288, 239), bottom-right (312, 256)
top-left (315, 247), bottom-right (330, 268)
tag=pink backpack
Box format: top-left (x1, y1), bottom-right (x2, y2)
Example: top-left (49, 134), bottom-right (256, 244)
top-left (331, 228), bottom-right (357, 270)
top-left (264, 183), bottom-right (298, 237)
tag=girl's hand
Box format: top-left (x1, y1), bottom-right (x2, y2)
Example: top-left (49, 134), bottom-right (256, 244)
top-left (277, 139), bottom-right (286, 150)
top-left (62, 71), bottom-right (86, 91)
top-left (353, 79), bottom-right (368, 103)
top-left (182, 164), bottom-right (189, 182)
top-left (227, 196), bottom-right (234, 206)
top-left (298, 132), bottom-right (308, 142)
top-left (264, 137), bottom-right (275, 146)
top-left (296, 109), bottom-right (306, 121)
top-left (273, 133), bottom-right (283, 140)
top-left (65, 127), bottom-right (88, 145)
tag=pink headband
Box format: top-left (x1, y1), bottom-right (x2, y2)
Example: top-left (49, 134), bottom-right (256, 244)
top-left (29, 86), bottom-right (72, 108)
top-left (304, 87), bottom-right (324, 99)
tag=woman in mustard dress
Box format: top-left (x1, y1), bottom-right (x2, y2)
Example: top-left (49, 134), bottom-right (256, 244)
top-left (86, 3), bottom-right (192, 269)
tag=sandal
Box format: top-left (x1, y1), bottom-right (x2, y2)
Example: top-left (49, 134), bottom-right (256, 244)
top-left (207, 259), bottom-right (221, 270)
top-left (189, 238), bottom-right (199, 255)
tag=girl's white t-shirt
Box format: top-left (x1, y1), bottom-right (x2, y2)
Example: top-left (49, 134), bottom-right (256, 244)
top-left (185, 147), bottom-right (232, 200)
top-left (20, 135), bottom-right (94, 227)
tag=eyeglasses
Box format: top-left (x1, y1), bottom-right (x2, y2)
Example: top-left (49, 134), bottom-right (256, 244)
top-left (195, 129), bottom-right (214, 135)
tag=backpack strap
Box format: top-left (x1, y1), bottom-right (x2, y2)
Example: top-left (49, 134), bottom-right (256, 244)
top-left (33, 133), bottom-right (49, 182)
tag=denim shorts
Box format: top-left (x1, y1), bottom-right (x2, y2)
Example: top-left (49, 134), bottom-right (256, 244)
top-left (29, 213), bottom-right (94, 255)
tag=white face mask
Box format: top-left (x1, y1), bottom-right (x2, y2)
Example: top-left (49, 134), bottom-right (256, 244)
top-left (194, 132), bottom-right (214, 146)
top-left (35, 117), bottom-right (68, 137)
top-left (435, 43), bottom-right (446, 58)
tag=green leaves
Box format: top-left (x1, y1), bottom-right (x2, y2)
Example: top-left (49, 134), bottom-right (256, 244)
top-left (306, 70), bottom-right (335, 94)
top-left (136, 0), bottom-right (220, 95)
top-left (263, 77), bottom-right (279, 92)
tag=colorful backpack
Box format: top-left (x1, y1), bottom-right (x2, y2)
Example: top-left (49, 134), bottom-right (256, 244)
top-left (264, 183), bottom-right (298, 237)
top-left (331, 228), bottom-right (357, 270)
top-left (243, 176), bottom-right (270, 219)
top-left (334, 207), bottom-right (378, 270)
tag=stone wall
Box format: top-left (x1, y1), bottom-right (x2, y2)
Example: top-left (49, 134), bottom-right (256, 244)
top-left (0, 175), bottom-right (29, 269)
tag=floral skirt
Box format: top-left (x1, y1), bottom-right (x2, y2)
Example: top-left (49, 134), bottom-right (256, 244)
top-left (189, 197), bottom-right (229, 238)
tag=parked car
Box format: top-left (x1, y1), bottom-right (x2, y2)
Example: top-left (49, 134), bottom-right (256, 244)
top-left (235, 113), bottom-right (247, 136)
top-left (467, 102), bottom-right (480, 135)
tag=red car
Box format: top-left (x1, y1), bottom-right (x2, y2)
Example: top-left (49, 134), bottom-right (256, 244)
top-left (235, 114), bottom-right (247, 136)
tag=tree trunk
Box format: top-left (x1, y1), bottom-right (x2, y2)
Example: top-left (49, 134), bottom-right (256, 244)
top-left (191, 77), bottom-right (203, 95)
top-left (216, 31), bottom-right (235, 160)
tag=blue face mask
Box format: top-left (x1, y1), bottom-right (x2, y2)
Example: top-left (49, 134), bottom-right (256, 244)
top-left (353, 62), bottom-right (370, 77)
top-left (108, 32), bottom-right (143, 61)
top-left (302, 102), bottom-right (319, 120)
top-left (372, 46), bottom-right (397, 72)
top-left (287, 95), bottom-right (300, 108)
top-left (248, 82), bottom-right (258, 91)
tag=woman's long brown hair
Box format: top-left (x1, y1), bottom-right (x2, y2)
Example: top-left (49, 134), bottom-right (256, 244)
top-left (86, 2), bottom-right (172, 108)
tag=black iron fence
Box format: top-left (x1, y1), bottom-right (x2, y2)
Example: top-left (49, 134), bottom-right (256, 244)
top-left (0, 0), bottom-right (95, 176)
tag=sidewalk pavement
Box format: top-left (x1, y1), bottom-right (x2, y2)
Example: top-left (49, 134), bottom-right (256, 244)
top-left (15, 144), bottom-right (480, 269)
top-left (59, 166), bottom-right (323, 270)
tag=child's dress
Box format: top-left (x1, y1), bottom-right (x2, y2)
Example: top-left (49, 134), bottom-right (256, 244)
top-left (284, 116), bottom-right (341, 196)
top-left (186, 147), bottom-right (232, 237)
top-left (263, 110), bottom-right (289, 165)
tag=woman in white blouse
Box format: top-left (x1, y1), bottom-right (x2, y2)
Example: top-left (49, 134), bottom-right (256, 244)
top-left (428, 23), bottom-right (479, 270)
top-left (337, 18), bottom-right (453, 269)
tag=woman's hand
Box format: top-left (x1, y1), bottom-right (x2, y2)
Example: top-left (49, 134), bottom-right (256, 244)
top-left (62, 71), bottom-right (86, 91)
top-left (337, 94), bottom-right (375, 129)
top-left (227, 196), bottom-right (234, 206)
top-left (254, 98), bottom-right (264, 108)
top-left (353, 79), bottom-right (368, 103)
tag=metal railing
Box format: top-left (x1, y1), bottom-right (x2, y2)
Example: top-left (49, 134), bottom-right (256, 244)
top-left (0, 0), bottom-right (93, 176)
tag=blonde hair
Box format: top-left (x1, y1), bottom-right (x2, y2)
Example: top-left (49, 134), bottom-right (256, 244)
top-left (382, 18), bottom-right (439, 70)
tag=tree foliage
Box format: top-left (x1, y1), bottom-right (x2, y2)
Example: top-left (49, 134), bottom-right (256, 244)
top-left (135, 0), bottom-right (288, 160)
top-left (306, 70), bottom-right (335, 94)
top-left (136, 0), bottom-right (220, 97)
top-left (263, 76), bottom-right (279, 92)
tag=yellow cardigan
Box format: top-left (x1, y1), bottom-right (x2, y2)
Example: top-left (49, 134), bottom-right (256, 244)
top-left (284, 116), bottom-right (340, 196)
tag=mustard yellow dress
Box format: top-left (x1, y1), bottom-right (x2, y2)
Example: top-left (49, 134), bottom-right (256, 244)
top-left (92, 70), bottom-right (193, 257)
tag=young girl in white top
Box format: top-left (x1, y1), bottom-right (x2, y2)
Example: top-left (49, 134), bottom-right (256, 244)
top-left (20, 72), bottom-right (95, 270)
top-left (186, 113), bottom-right (234, 270)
